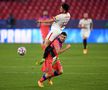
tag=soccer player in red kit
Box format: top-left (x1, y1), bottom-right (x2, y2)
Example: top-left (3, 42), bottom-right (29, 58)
top-left (37, 32), bottom-right (71, 87)
top-left (39, 11), bottom-right (50, 48)
top-left (39, 11), bottom-right (50, 41)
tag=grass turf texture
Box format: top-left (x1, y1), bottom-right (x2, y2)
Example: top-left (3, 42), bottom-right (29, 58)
top-left (0, 43), bottom-right (108, 90)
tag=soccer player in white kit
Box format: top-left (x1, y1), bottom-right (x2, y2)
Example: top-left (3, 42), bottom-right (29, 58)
top-left (78, 13), bottom-right (93, 54)
top-left (38, 3), bottom-right (70, 64)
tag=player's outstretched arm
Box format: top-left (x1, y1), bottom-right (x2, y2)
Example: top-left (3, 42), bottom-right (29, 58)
top-left (38, 18), bottom-right (54, 23)
top-left (58, 44), bottom-right (71, 54)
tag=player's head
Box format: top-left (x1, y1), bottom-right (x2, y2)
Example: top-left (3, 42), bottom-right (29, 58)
top-left (59, 32), bottom-right (67, 43)
top-left (83, 13), bottom-right (89, 19)
top-left (60, 3), bottom-right (70, 13)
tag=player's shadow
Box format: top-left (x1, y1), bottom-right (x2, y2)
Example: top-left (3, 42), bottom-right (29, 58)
top-left (0, 85), bottom-right (41, 90)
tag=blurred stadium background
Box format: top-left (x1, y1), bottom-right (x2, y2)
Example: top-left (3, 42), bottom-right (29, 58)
top-left (0, 0), bottom-right (108, 43)
top-left (0, 0), bottom-right (108, 90)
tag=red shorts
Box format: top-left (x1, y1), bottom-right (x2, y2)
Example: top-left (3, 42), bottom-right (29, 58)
top-left (52, 60), bottom-right (63, 72)
top-left (41, 54), bottom-right (53, 75)
top-left (41, 55), bottom-right (62, 75)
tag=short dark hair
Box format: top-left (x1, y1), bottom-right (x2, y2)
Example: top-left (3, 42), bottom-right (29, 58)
top-left (62, 3), bottom-right (70, 12)
top-left (61, 32), bottom-right (67, 36)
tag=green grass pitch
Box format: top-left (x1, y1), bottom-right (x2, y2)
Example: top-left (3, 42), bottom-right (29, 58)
top-left (0, 43), bottom-right (108, 90)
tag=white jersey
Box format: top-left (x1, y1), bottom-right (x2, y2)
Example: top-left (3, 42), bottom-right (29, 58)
top-left (51, 13), bottom-right (71, 31)
top-left (79, 18), bottom-right (92, 31)
top-left (46, 12), bottom-right (70, 42)
top-left (79, 18), bottom-right (93, 38)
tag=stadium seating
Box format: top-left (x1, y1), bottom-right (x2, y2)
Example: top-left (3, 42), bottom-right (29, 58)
top-left (0, 0), bottom-right (107, 20)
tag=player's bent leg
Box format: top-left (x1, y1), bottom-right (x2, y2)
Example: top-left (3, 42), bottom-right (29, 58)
top-left (40, 43), bottom-right (57, 65)
top-left (50, 70), bottom-right (63, 78)
top-left (43, 39), bottom-right (51, 48)
top-left (43, 38), bottom-right (58, 60)
top-left (37, 40), bottom-right (52, 65)
top-left (47, 67), bottom-right (63, 84)
top-left (52, 60), bottom-right (63, 77)
top-left (40, 30), bottom-right (61, 65)
top-left (39, 39), bottom-right (53, 65)
top-left (44, 30), bottom-right (61, 59)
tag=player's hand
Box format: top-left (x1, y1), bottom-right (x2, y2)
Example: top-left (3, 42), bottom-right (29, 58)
top-left (66, 44), bottom-right (71, 49)
top-left (37, 20), bottom-right (41, 23)
top-left (81, 24), bottom-right (87, 29)
top-left (79, 24), bottom-right (87, 29)
top-left (36, 59), bottom-right (45, 65)
top-left (82, 26), bottom-right (87, 29)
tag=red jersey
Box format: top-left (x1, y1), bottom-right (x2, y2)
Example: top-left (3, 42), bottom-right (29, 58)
top-left (41, 38), bottom-right (63, 74)
top-left (39, 16), bottom-right (50, 40)
top-left (50, 37), bottom-right (63, 55)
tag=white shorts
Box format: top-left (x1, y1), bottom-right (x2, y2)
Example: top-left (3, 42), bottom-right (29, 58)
top-left (81, 29), bottom-right (91, 39)
top-left (46, 28), bottom-right (62, 42)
